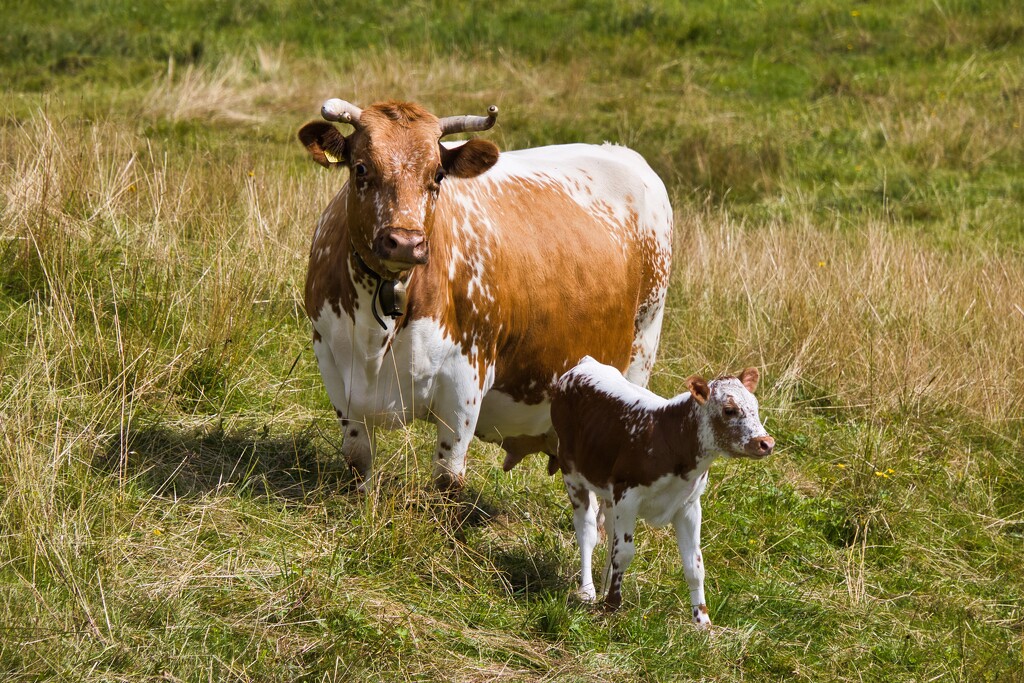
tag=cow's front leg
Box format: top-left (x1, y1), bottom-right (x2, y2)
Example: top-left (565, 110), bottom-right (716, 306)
top-left (341, 420), bottom-right (375, 491)
top-left (430, 370), bottom-right (484, 490)
top-left (603, 492), bottom-right (639, 611)
top-left (313, 335), bottom-right (376, 490)
top-left (674, 501), bottom-right (711, 628)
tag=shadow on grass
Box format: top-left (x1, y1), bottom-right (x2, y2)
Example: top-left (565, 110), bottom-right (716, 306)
top-left (98, 424), bottom-right (517, 527)
top-left (404, 485), bottom-right (507, 542)
top-left (490, 546), bottom-right (567, 600)
top-left (98, 422), bottom-right (356, 501)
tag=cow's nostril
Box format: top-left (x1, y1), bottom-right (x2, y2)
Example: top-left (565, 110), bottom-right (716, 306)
top-left (384, 236), bottom-right (399, 251)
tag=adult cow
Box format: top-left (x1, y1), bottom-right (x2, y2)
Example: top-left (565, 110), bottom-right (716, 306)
top-left (298, 98), bottom-right (672, 489)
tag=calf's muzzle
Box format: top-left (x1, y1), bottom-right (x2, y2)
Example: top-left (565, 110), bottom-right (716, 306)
top-left (745, 435), bottom-right (775, 458)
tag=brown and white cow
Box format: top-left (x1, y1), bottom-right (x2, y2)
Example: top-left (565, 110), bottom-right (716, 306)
top-left (298, 99), bottom-right (672, 490)
top-left (550, 356), bottom-right (774, 626)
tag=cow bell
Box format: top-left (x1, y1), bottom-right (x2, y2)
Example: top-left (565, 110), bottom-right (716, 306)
top-left (379, 279), bottom-right (407, 318)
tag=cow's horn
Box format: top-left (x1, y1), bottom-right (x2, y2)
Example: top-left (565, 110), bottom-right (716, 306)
top-left (321, 99), bottom-right (363, 127)
top-left (439, 105), bottom-right (498, 137)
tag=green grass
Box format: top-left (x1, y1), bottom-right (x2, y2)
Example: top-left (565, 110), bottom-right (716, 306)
top-left (2, 1), bottom-right (1023, 680)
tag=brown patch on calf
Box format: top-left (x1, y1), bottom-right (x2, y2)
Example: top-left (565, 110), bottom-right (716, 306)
top-left (552, 378), bottom-right (702, 490)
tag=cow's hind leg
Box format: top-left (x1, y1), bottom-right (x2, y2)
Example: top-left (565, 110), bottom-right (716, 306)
top-left (624, 295), bottom-right (667, 388)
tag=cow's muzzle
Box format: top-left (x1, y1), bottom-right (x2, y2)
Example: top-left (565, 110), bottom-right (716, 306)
top-left (374, 228), bottom-right (428, 268)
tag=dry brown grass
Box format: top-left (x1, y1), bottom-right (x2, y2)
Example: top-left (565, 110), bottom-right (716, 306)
top-left (663, 206), bottom-right (1024, 425)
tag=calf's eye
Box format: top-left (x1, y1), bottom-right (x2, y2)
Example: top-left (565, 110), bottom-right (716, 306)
top-left (354, 163), bottom-right (368, 176)
top-left (723, 406), bottom-right (739, 417)
top-left (434, 169), bottom-right (446, 184)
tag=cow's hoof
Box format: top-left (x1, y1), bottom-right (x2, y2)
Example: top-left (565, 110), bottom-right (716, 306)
top-left (692, 604), bottom-right (712, 629)
top-left (345, 464), bottom-right (372, 493)
top-left (433, 469), bottom-right (466, 491)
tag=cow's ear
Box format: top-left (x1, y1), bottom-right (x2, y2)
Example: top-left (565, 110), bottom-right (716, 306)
top-left (739, 367), bottom-right (760, 393)
top-left (440, 138), bottom-right (499, 178)
top-left (686, 376), bottom-right (710, 405)
top-left (298, 122), bottom-right (348, 168)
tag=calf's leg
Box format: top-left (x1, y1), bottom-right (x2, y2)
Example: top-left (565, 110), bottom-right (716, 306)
top-left (563, 474), bottom-right (599, 601)
top-left (599, 502), bottom-right (614, 596)
top-left (674, 501), bottom-right (711, 628)
top-left (603, 493), bottom-right (639, 611)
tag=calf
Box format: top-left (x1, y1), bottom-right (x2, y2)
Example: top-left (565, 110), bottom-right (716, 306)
top-left (550, 356), bottom-right (774, 626)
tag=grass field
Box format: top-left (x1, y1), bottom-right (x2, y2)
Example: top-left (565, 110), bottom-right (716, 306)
top-left (2, 1), bottom-right (1023, 680)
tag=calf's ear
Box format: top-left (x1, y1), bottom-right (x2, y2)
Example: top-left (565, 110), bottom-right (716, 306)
top-left (739, 367), bottom-right (760, 393)
top-left (686, 376), bottom-right (710, 405)
top-left (298, 122), bottom-right (348, 168)
top-left (441, 138), bottom-right (500, 178)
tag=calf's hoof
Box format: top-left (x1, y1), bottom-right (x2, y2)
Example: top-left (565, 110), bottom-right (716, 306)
top-left (603, 593), bottom-right (622, 612)
top-left (692, 604), bottom-right (712, 629)
top-left (576, 585), bottom-right (597, 603)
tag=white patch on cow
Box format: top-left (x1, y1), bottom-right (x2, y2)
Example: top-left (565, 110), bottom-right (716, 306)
top-left (475, 143), bottom-right (672, 253)
top-left (475, 390), bottom-right (552, 443)
top-left (312, 280), bottom-right (499, 486)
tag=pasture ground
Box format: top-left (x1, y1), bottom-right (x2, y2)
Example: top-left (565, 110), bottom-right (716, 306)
top-left (2, 1), bottom-right (1023, 680)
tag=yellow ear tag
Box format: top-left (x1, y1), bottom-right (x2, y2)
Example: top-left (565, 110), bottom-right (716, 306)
top-left (323, 150), bottom-right (340, 164)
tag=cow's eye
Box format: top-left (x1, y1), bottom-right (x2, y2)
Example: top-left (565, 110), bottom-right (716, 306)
top-left (434, 169), bottom-right (446, 184)
top-left (354, 162), bottom-right (368, 177)
top-left (723, 405), bottom-right (739, 417)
